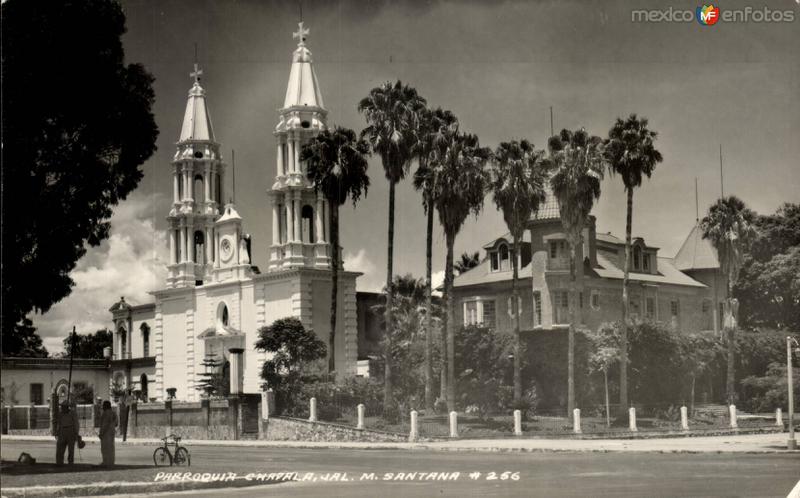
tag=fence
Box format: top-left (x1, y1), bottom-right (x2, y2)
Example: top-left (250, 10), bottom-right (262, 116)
top-left (1, 404), bottom-right (98, 432)
top-left (279, 397), bottom-right (794, 440)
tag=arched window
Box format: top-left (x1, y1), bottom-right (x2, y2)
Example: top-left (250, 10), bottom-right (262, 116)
top-left (140, 323), bottom-right (150, 357)
top-left (117, 326), bottom-right (127, 359)
top-left (217, 302), bottom-right (230, 330)
top-left (499, 244), bottom-right (510, 271)
top-left (633, 246), bottom-right (642, 271)
top-left (215, 173), bottom-right (222, 205)
top-left (194, 230), bottom-right (205, 265)
top-left (177, 171), bottom-right (184, 200)
top-left (301, 205), bottom-right (315, 243)
top-left (194, 174), bottom-right (205, 204)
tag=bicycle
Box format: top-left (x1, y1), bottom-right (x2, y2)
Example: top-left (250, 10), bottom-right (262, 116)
top-left (153, 434), bottom-right (190, 467)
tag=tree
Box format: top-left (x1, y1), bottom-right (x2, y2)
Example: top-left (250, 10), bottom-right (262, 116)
top-left (432, 125), bottom-right (491, 411)
top-left (1, 0), bottom-right (158, 345)
top-left (195, 354), bottom-right (228, 399)
top-left (413, 107), bottom-right (458, 412)
top-left (604, 114), bottom-right (663, 411)
top-left (700, 196), bottom-right (758, 403)
top-left (548, 128), bottom-right (605, 415)
top-left (302, 126), bottom-right (370, 374)
top-left (359, 81), bottom-right (426, 412)
top-left (62, 328), bottom-right (112, 359)
top-left (681, 333), bottom-right (721, 414)
top-left (587, 325), bottom-right (621, 427)
top-left (735, 203), bottom-right (800, 330)
top-left (454, 252), bottom-right (481, 276)
top-left (454, 325), bottom-right (514, 418)
top-left (255, 317), bottom-right (327, 412)
top-left (371, 274), bottom-right (442, 410)
top-left (0, 318), bottom-right (48, 358)
top-left (490, 139), bottom-right (549, 403)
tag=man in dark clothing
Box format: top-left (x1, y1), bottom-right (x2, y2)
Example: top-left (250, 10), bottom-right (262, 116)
top-left (55, 402), bottom-right (80, 465)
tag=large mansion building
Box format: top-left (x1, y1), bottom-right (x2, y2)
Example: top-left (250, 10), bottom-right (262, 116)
top-left (452, 193), bottom-right (727, 337)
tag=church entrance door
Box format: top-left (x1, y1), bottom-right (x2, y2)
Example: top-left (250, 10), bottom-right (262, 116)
top-left (241, 395), bottom-right (260, 434)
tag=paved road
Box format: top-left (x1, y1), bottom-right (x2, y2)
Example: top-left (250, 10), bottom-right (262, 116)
top-left (2, 441), bottom-right (798, 497)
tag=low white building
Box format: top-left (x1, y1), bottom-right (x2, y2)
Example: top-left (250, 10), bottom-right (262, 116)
top-left (109, 22), bottom-right (359, 402)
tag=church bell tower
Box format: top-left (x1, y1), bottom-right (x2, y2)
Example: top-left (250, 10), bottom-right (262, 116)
top-left (167, 62), bottom-right (225, 288)
top-left (269, 22), bottom-right (333, 271)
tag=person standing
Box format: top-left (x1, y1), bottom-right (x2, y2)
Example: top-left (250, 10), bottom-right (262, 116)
top-left (55, 402), bottom-right (80, 465)
top-left (98, 400), bottom-right (118, 467)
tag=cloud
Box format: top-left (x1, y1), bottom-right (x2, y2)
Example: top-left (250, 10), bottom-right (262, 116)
top-left (343, 248), bottom-right (383, 293)
top-left (29, 194), bottom-right (168, 354)
top-left (431, 270), bottom-right (444, 297)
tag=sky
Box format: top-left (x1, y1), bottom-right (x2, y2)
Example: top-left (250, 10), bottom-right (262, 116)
top-left (30, 0), bottom-right (800, 352)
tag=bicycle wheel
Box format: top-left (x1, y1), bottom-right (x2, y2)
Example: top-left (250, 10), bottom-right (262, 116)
top-left (153, 447), bottom-right (172, 467)
top-left (173, 447), bottom-right (190, 466)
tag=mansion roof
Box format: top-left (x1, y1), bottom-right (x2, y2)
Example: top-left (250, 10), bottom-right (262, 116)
top-left (674, 222), bottom-right (720, 271)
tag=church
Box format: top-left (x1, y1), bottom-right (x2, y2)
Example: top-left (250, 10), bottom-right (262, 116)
top-left (108, 23), bottom-right (360, 402)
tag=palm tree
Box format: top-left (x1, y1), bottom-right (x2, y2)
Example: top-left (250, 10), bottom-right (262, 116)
top-left (302, 126), bottom-right (371, 374)
top-left (604, 114), bottom-right (663, 411)
top-left (548, 128), bottom-right (605, 415)
top-left (413, 107), bottom-right (458, 413)
top-left (359, 81), bottom-right (426, 412)
top-left (454, 251), bottom-right (481, 275)
top-left (490, 139), bottom-right (549, 402)
top-left (432, 124), bottom-right (491, 411)
top-left (700, 195), bottom-right (757, 404)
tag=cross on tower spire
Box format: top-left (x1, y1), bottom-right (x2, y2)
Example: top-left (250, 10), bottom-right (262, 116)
top-left (190, 43), bottom-right (203, 84)
top-left (293, 21), bottom-right (309, 46)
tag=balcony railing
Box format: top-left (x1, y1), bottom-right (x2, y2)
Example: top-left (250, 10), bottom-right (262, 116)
top-left (112, 352), bottom-right (132, 360)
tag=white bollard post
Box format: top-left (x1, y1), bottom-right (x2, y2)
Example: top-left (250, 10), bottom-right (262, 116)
top-left (357, 404), bottom-right (365, 430)
top-left (729, 404), bottom-right (737, 429)
top-left (573, 408), bottom-right (582, 434)
top-left (513, 409), bottom-right (522, 436)
top-left (681, 406), bottom-right (689, 431)
top-left (449, 411), bottom-right (458, 438)
top-left (409, 410), bottom-right (418, 442)
top-left (775, 408), bottom-right (783, 428)
top-left (309, 397), bottom-right (317, 422)
top-left (629, 407), bottom-right (638, 432)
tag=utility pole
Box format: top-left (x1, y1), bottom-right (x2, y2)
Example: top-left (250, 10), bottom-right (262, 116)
top-left (67, 326), bottom-right (76, 405)
top-left (549, 106), bottom-right (554, 137)
top-left (788, 336), bottom-right (798, 450)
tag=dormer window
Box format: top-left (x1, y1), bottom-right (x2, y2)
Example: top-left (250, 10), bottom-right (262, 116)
top-left (499, 244), bottom-right (510, 271)
top-left (633, 246), bottom-right (642, 271)
top-left (643, 253), bottom-right (650, 272)
top-left (489, 243), bottom-right (511, 272)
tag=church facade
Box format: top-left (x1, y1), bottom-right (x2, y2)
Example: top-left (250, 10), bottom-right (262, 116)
top-left (108, 23), bottom-right (359, 402)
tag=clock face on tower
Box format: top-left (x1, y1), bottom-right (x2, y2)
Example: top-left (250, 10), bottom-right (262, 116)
top-left (220, 236), bottom-right (234, 263)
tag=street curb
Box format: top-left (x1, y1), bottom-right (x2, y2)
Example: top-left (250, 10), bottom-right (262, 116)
top-left (2, 434), bottom-right (798, 455)
top-left (0, 476), bottom-right (282, 498)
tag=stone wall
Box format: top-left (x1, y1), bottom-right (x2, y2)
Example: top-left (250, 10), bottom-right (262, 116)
top-left (263, 416), bottom-right (408, 442)
top-left (132, 424), bottom-right (233, 440)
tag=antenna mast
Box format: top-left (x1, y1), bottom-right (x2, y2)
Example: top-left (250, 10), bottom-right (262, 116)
top-left (695, 177), bottom-right (699, 222)
top-left (549, 106), bottom-right (554, 137)
top-left (231, 149), bottom-right (236, 204)
top-left (719, 144), bottom-right (724, 198)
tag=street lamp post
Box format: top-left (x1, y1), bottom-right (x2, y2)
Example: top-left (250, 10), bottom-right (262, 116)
top-left (787, 336), bottom-right (799, 451)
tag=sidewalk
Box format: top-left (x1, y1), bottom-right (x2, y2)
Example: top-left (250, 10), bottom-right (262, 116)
top-left (3, 432), bottom-right (798, 454)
